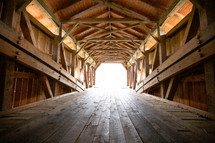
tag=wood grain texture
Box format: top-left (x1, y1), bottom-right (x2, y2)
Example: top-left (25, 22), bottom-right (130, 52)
top-left (0, 88), bottom-right (215, 142)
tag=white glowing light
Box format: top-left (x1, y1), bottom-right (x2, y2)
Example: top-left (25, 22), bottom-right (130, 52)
top-left (95, 63), bottom-right (127, 89)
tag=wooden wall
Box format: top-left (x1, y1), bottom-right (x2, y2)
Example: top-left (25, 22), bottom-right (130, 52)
top-left (0, 0), bottom-right (87, 111)
top-left (32, 24), bottom-right (54, 56)
top-left (166, 26), bottom-right (186, 57)
top-left (0, 59), bottom-right (72, 109)
top-left (173, 64), bottom-right (208, 111)
top-left (133, 2), bottom-right (215, 114)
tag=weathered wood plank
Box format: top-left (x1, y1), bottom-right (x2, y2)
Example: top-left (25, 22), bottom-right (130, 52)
top-left (0, 21), bottom-right (84, 91)
top-left (114, 93), bottom-right (143, 143)
top-left (1, 88), bottom-right (215, 142)
top-left (204, 60), bottom-right (215, 113)
top-left (109, 93), bottom-right (126, 142)
top-left (136, 21), bottom-right (215, 93)
top-left (0, 57), bottom-right (15, 111)
top-left (93, 91), bottom-right (110, 143)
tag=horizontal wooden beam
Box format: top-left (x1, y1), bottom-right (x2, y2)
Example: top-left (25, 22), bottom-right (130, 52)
top-left (89, 41), bottom-right (134, 50)
top-left (142, 39), bottom-right (215, 92)
top-left (83, 23), bottom-right (140, 40)
top-left (63, 18), bottom-right (149, 24)
top-left (79, 38), bottom-right (143, 42)
top-left (97, 58), bottom-right (126, 61)
top-left (80, 23), bottom-right (108, 31)
top-left (136, 21), bottom-right (215, 93)
top-left (0, 21), bottom-right (84, 92)
top-left (14, 71), bottom-right (36, 79)
top-left (86, 49), bottom-right (136, 51)
top-left (93, 55), bottom-right (130, 58)
top-left (0, 38), bottom-right (84, 92)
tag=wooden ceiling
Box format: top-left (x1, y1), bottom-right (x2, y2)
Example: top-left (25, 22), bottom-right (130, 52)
top-left (39, 0), bottom-right (188, 64)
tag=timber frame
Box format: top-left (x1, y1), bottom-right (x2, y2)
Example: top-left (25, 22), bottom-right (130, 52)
top-left (0, 0), bottom-right (96, 110)
top-left (0, 0), bottom-right (215, 116)
top-left (127, 0), bottom-right (215, 114)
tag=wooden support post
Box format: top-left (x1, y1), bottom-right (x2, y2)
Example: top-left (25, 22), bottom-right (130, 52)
top-left (1, 0), bottom-right (20, 31)
top-left (93, 67), bottom-right (96, 85)
top-left (165, 77), bottom-right (179, 100)
top-left (52, 81), bottom-right (58, 97)
top-left (182, 7), bottom-right (199, 45)
top-left (136, 59), bottom-right (141, 84)
top-left (139, 58), bottom-right (145, 82)
top-left (152, 45), bottom-right (159, 71)
top-left (84, 64), bottom-right (88, 88)
top-left (159, 35), bottom-right (167, 98)
top-left (39, 75), bottom-right (54, 98)
top-left (160, 83), bottom-right (166, 98)
top-left (129, 65), bottom-right (133, 88)
top-left (204, 60), bottom-right (215, 113)
top-left (20, 10), bottom-right (37, 47)
top-left (80, 58), bottom-right (85, 83)
top-left (75, 57), bottom-right (81, 81)
top-left (53, 23), bottom-right (62, 64)
top-left (52, 36), bottom-right (60, 63)
top-left (51, 36), bottom-right (61, 96)
top-left (71, 50), bottom-right (76, 77)
top-left (60, 45), bottom-right (68, 71)
top-left (144, 52), bottom-right (149, 77)
top-left (89, 66), bottom-right (93, 87)
top-left (86, 63), bottom-right (90, 88)
top-left (0, 57), bottom-right (15, 111)
top-left (127, 67), bottom-right (130, 86)
top-left (196, 0), bottom-right (215, 31)
top-left (132, 63), bottom-right (137, 90)
top-left (159, 35), bottom-right (167, 64)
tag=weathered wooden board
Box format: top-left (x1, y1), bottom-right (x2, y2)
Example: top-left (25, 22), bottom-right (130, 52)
top-left (0, 88), bottom-right (214, 142)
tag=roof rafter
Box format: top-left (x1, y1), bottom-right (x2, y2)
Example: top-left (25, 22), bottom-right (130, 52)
top-left (139, 0), bottom-right (167, 12)
top-left (53, 0), bottom-right (82, 13)
top-left (94, 0), bottom-right (152, 22)
top-left (69, 3), bottom-right (103, 20)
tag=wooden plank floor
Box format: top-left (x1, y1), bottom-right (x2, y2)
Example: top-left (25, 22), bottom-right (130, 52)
top-left (0, 88), bottom-right (215, 143)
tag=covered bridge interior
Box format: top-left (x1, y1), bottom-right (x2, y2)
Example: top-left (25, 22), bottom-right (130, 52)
top-left (0, 0), bottom-right (215, 142)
